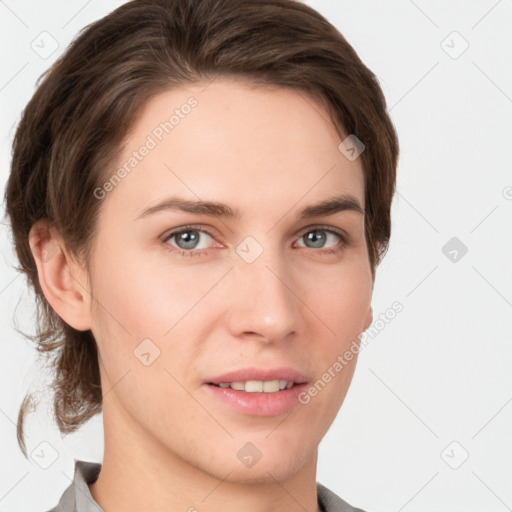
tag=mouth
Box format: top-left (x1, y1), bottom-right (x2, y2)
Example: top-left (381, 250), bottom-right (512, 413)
top-left (204, 366), bottom-right (309, 388)
top-left (207, 379), bottom-right (298, 392)
top-left (203, 368), bottom-right (310, 416)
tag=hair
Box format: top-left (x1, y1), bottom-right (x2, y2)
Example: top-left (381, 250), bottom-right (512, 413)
top-left (4, 0), bottom-right (399, 457)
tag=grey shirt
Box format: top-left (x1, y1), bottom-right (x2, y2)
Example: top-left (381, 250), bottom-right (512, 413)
top-left (47, 459), bottom-right (367, 512)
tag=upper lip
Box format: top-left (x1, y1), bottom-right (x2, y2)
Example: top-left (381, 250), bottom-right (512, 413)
top-left (205, 366), bottom-right (310, 385)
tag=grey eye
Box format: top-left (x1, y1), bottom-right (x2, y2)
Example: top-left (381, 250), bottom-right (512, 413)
top-left (167, 229), bottom-right (213, 250)
top-left (298, 229), bottom-right (341, 249)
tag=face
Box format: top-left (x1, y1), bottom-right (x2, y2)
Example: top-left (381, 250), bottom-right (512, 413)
top-left (84, 78), bottom-right (373, 482)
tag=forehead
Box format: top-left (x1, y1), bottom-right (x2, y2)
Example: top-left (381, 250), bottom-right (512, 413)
top-left (101, 78), bottom-right (365, 221)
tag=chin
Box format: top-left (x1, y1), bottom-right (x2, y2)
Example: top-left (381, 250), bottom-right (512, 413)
top-left (222, 459), bottom-right (306, 484)
top-left (213, 442), bottom-right (312, 484)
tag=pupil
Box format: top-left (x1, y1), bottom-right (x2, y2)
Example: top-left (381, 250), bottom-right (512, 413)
top-left (306, 230), bottom-right (326, 248)
top-left (178, 231), bottom-right (198, 249)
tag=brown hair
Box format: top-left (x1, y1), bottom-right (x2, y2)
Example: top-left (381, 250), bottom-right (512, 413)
top-left (4, 0), bottom-right (399, 456)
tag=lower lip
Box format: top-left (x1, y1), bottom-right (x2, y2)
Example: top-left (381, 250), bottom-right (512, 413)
top-left (204, 383), bottom-right (308, 416)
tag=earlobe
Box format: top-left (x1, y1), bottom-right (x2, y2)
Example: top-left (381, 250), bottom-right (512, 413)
top-left (364, 306), bottom-right (373, 331)
top-left (28, 220), bottom-right (92, 331)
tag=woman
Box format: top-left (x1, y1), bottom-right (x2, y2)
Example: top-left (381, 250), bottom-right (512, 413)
top-left (4, 0), bottom-right (399, 510)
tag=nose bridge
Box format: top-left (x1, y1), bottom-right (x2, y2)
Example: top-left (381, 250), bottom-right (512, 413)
top-left (227, 235), bottom-right (299, 341)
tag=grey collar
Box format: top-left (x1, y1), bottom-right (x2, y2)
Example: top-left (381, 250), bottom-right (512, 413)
top-left (49, 459), bottom-right (366, 512)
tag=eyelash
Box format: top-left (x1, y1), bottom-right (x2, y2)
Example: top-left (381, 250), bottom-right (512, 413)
top-left (161, 224), bottom-right (350, 258)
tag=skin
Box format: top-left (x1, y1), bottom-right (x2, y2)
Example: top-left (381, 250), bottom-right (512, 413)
top-left (30, 78), bottom-right (373, 512)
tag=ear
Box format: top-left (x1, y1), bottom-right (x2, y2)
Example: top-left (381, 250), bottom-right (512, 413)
top-left (28, 220), bottom-right (93, 331)
top-left (363, 305), bottom-right (373, 332)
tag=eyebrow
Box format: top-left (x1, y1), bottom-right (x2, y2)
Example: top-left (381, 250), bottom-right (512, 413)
top-left (135, 194), bottom-right (364, 220)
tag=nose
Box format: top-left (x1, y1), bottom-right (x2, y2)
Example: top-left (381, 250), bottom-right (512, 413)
top-left (225, 244), bottom-right (301, 344)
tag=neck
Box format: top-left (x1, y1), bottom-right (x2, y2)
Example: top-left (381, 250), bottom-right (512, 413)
top-left (89, 402), bottom-right (322, 512)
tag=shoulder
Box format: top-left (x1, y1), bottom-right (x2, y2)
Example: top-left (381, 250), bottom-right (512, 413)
top-left (317, 482), bottom-right (368, 512)
top-left (42, 459), bottom-right (103, 512)
top-left (42, 481), bottom-right (77, 512)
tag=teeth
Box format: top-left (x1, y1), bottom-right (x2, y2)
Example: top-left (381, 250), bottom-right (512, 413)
top-left (246, 380), bottom-right (263, 392)
top-left (262, 380), bottom-right (280, 392)
top-left (216, 380), bottom-right (295, 392)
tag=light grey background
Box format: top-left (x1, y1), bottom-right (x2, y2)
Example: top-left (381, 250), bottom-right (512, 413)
top-left (1, 1), bottom-right (511, 511)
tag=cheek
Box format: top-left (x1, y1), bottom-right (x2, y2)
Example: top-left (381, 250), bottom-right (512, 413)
top-left (89, 249), bottom-right (224, 396)
top-left (298, 257), bottom-right (371, 403)
top-left (301, 256), bottom-right (372, 335)
top-left (90, 243), bottom-right (216, 338)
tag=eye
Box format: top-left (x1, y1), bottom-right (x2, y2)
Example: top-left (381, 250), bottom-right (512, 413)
top-left (163, 225), bottom-right (216, 257)
top-left (294, 226), bottom-right (348, 253)
top-left (162, 224), bottom-right (349, 258)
